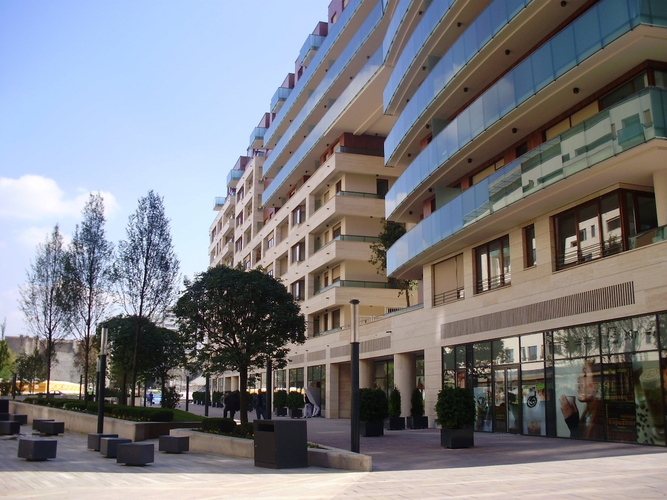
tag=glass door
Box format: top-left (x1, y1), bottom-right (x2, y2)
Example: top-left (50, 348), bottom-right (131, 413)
top-left (494, 366), bottom-right (521, 433)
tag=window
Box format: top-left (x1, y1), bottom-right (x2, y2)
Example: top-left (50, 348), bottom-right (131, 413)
top-left (236, 213), bottom-right (243, 227)
top-left (291, 279), bottom-right (305, 301)
top-left (331, 265), bottom-right (340, 283)
top-left (475, 235), bottom-right (511, 293)
top-left (331, 309), bottom-right (341, 329)
top-left (335, 180), bottom-right (342, 194)
top-left (332, 223), bottom-right (341, 239)
top-left (554, 189), bottom-right (657, 269)
top-left (377, 179), bottom-right (389, 199)
top-left (267, 236), bottom-right (274, 248)
top-left (292, 205), bottom-right (305, 226)
top-left (291, 241), bottom-right (305, 262)
top-left (524, 225), bottom-right (536, 268)
top-left (433, 254), bottom-right (464, 306)
top-left (235, 238), bottom-right (243, 252)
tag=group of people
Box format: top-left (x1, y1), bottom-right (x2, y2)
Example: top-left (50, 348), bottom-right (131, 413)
top-left (219, 382), bottom-right (323, 420)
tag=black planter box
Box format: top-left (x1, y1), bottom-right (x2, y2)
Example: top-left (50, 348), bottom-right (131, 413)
top-left (440, 428), bottom-right (474, 449)
top-left (0, 399), bottom-right (8, 413)
top-left (275, 407), bottom-right (287, 417)
top-left (407, 416), bottom-right (429, 429)
top-left (361, 420), bottom-right (384, 437)
top-left (289, 408), bottom-right (303, 419)
top-left (387, 417), bottom-right (405, 430)
top-left (254, 419), bottom-right (308, 469)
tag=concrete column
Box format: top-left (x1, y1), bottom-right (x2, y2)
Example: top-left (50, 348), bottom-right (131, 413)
top-left (394, 353), bottom-right (416, 418)
top-left (230, 376), bottom-right (239, 392)
top-left (360, 358), bottom-right (374, 389)
top-left (327, 362), bottom-right (340, 419)
top-left (653, 169), bottom-right (667, 227)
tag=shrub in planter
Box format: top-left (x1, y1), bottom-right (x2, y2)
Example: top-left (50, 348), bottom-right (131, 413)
top-left (232, 422), bottom-right (254, 439)
top-left (387, 388), bottom-right (405, 431)
top-left (162, 387), bottom-right (181, 409)
top-left (435, 387), bottom-right (476, 448)
top-left (273, 390), bottom-right (288, 416)
top-left (407, 388), bottom-right (428, 429)
top-left (201, 418), bottom-right (237, 434)
top-left (286, 391), bottom-right (304, 418)
top-left (360, 388), bottom-right (388, 436)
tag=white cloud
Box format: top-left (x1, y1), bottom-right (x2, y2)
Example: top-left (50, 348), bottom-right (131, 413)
top-left (0, 175), bottom-right (118, 221)
top-left (15, 226), bottom-right (63, 249)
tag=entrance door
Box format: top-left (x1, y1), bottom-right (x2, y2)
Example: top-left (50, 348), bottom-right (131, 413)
top-left (493, 366), bottom-right (521, 433)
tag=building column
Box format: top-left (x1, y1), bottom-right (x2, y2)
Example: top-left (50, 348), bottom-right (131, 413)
top-left (360, 358), bottom-right (374, 389)
top-left (327, 362), bottom-right (339, 419)
top-left (230, 376), bottom-right (239, 392)
top-left (653, 169), bottom-right (667, 227)
top-left (394, 353), bottom-right (415, 418)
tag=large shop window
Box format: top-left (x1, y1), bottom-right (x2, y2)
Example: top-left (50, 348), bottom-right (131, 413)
top-left (554, 189), bottom-right (657, 270)
top-left (474, 235), bottom-right (510, 293)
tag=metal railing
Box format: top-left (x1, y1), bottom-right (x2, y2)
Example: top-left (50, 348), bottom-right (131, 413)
top-left (433, 287), bottom-right (465, 307)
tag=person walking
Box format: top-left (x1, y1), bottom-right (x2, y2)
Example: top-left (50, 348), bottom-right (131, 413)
top-left (306, 382), bottom-right (321, 417)
top-left (253, 390), bottom-right (266, 419)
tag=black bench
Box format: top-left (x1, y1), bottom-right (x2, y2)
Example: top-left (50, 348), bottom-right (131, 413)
top-left (0, 399), bottom-right (8, 413)
top-left (34, 420), bottom-right (65, 436)
top-left (116, 442), bottom-right (154, 466)
top-left (159, 435), bottom-right (189, 453)
top-left (0, 421), bottom-right (21, 435)
top-left (0, 413), bottom-right (10, 421)
top-left (11, 414), bottom-right (28, 425)
top-left (88, 433), bottom-right (119, 451)
top-left (100, 437), bottom-right (132, 458)
top-left (32, 419), bottom-right (54, 430)
top-left (18, 438), bottom-right (57, 461)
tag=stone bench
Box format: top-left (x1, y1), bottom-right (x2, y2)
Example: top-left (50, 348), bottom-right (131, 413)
top-left (11, 414), bottom-right (28, 425)
top-left (100, 437), bottom-right (132, 458)
top-left (18, 438), bottom-right (57, 461)
top-left (34, 420), bottom-right (64, 436)
top-left (159, 435), bottom-right (189, 454)
top-left (0, 420), bottom-right (21, 435)
top-left (117, 442), bottom-right (154, 466)
top-left (33, 419), bottom-right (54, 430)
top-left (88, 433), bottom-right (119, 451)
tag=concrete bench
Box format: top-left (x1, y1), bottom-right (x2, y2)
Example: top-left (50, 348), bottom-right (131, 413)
top-left (159, 435), bottom-right (189, 454)
top-left (35, 420), bottom-right (65, 436)
top-left (0, 421), bottom-right (21, 435)
top-left (32, 419), bottom-right (54, 430)
top-left (116, 442), bottom-right (154, 466)
top-left (88, 433), bottom-right (119, 451)
top-left (100, 437), bottom-right (132, 458)
top-left (18, 438), bottom-right (57, 461)
top-left (11, 414), bottom-right (28, 425)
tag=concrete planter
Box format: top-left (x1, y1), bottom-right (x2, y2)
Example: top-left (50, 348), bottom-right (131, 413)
top-left (361, 420), bottom-right (384, 437)
top-left (440, 428), bottom-right (474, 449)
top-left (407, 416), bottom-right (429, 429)
top-left (387, 417), bottom-right (405, 430)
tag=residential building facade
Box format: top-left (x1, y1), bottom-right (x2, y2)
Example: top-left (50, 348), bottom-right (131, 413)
top-left (209, 0), bottom-right (667, 446)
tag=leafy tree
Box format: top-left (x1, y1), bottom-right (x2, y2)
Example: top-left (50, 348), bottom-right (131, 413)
top-left (16, 347), bottom-right (46, 394)
top-left (144, 326), bottom-right (186, 408)
top-left (114, 191), bottom-right (180, 405)
top-left (174, 265), bottom-right (306, 425)
top-left (64, 193), bottom-right (114, 403)
top-left (19, 225), bottom-right (70, 396)
top-left (369, 218), bottom-right (417, 307)
top-left (72, 338), bottom-right (98, 393)
top-left (0, 340), bottom-right (15, 382)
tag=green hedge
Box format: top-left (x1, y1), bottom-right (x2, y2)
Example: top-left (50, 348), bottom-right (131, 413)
top-left (24, 397), bottom-right (174, 422)
top-left (201, 418), bottom-right (236, 434)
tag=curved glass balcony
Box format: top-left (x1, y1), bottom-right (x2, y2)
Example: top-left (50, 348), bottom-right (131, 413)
top-left (383, 0), bottom-right (456, 113)
top-left (226, 169), bottom-right (244, 186)
top-left (384, 0), bottom-right (531, 161)
top-left (387, 87), bottom-right (667, 275)
top-left (264, 0), bottom-right (364, 146)
top-left (271, 87), bottom-right (292, 114)
top-left (264, 2), bottom-right (384, 177)
top-left (299, 34), bottom-right (326, 67)
top-left (249, 127), bottom-right (267, 148)
top-left (262, 49), bottom-right (384, 204)
top-left (314, 279), bottom-right (402, 296)
top-left (385, 0), bottom-right (667, 218)
top-left (382, 0), bottom-right (412, 61)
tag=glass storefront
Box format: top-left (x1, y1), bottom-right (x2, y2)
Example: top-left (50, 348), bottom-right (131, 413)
top-left (442, 311), bottom-right (667, 446)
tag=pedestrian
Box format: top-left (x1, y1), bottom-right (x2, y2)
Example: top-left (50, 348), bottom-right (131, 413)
top-left (304, 392), bottom-right (312, 418)
top-left (148, 392), bottom-right (154, 406)
top-left (253, 390), bottom-right (266, 420)
top-left (306, 382), bottom-right (321, 417)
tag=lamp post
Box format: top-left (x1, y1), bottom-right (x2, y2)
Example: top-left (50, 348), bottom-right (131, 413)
top-left (185, 373), bottom-right (190, 412)
top-left (97, 326), bottom-right (108, 434)
top-left (204, 374), bottom-right (210, 417)
top-left (350, 299), bottom-right (360, 453)
top-left (266, 356), bottom-right (272, 420)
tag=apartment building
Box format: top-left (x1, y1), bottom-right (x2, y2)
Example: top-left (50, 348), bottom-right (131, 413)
top-left (210, 0), bottom-right (667, 446)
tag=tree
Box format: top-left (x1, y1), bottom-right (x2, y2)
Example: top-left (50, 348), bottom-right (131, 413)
top-left (64, 193), bottom-right (114, 403)
top-left (174, 265), bottom-right (306, 425)
top-left (144, 326), bottom-right (186, 408)
top-left (369, 218), bottom-right (418, 307)
top-left (0, 318), bottom-right (15, 382)
top-left (15, 347), bottom-right (46, 394)
top-left (19, 225), bottom-right (70, 396)
top-left (114, 190), bottom-right (180, 405)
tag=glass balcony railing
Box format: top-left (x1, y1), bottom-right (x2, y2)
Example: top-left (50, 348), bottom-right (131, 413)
top-left (226, 169), bottom-right (244, 186)
top-left (628, 225), bottom-right (667, 250)
top-left (385, 0), bottom-right (667, 219)
top-left (383, 0), bottom-right (456, 112)
top-left (384, 0), bottom-right (531, 159)
top-left (249, 127), bottom-right (267, 148)
top-left (214, 197), bottom-right (226, 210)
top-left (313, 279), bottom-right (402, 296)
top-left (271, 87), bottom-right (293, 114)
top-left (313, 234), bottom-right (381, 253)
top-left (381, 0), bottom-right (411, 61)
top-left (263, 48), bottom-right (385, 204)
top-left (298, 34), bottom-right (326, 67)
top-left (387, 87), bottom-right (667, 275)
top-left (264, 0), bottom-right (364, 146)
top-left (263, 2), bottom-right (384, 178)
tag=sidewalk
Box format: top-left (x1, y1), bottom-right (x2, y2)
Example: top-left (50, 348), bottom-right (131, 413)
top-left (1, 407), bottom-right (667, 499)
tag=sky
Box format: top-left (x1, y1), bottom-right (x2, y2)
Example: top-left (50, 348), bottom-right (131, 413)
top-left (0, 0), bottom-right (328, 339)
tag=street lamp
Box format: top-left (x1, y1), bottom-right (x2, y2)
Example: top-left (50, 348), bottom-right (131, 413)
top-left (350, 299), bottom-right (360, 453)
top-left (97, 326), bottom-right (108, 434)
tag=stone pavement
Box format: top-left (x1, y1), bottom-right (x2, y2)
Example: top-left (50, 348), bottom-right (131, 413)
top-left (1, 411), bottom-right (667, 499)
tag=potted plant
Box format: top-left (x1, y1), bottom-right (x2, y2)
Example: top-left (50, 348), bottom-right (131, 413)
top-left (286, 391), bottom-right (304, 419)
top-left (387, 388), bottom-right (405, 430)
top-left (359, 388), bottom-right (388, 437)
top-left (407, 388), bottom-right (428, 429)
top-left (435, 386), bottom-right (476, 448)
top-left (273, 390), bottom-right (288, 417)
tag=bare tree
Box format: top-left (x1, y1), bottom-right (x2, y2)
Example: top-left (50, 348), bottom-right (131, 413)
top-left (64, 193), bottom-right (114, 402)
top-left (114, 191), bottom-right (180, 405)
top-left (19, 225), bottom-right (69, 396)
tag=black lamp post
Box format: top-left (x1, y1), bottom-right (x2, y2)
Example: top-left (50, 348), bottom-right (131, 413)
top-left (350, 299), bottom-right (360, 453)
top-left (97, 326), bottom-right (108, 434)
top-left (204, 374), bottom-right (210, 417)
top-left (185, 374), bottom-right (190, 412)
top-left (265, 357), bottom-right (272, 420)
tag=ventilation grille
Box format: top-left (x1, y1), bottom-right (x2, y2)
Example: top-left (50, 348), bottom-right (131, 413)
top-left (307, 350), bottom-right (326, 362)
top-left (442, 282), bottom-right (635, 339)
top-left (290, 354), bottom-right (305, 364)
top-left (361, 336), bottom-right (391, 353)
top-left (330, 345), bottom-right (350, 358)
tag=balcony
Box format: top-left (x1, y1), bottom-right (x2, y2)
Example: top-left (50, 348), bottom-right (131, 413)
top-left (313, 279), bottom-right (402, 297)
top-left (298, 34), bottom-right (326, 67)
top-left (313, 234), bottom-right (380, 254)
top-left (387, 87), bottom-right (667, 276)
top-left (249, 127), bottom-right (267, 149)
top-left (385, 0), bottom-right (667, 219)
top-left (213, 197), bottom-right (226, 211)
top-left (226, 169), bottom-right (244, 187)
top-left (271, 87), bottom-right (292, 114)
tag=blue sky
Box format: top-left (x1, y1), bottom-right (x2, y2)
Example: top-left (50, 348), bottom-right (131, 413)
top-left (0, 1), bottom-right (328, 338)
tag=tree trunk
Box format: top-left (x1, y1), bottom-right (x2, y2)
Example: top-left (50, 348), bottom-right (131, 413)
top-left (121, 372), bottom-right (128, 406)
top-left (84, 335), bottom-right (90, 404)
top-left (161, 377), bottom-right (166, 408)
top-left (130, 321), bottom-right (140, 406)
top-left (239, 367), bottom-right (248, 425)
top-left (46, 337), bottom-right (52, 398)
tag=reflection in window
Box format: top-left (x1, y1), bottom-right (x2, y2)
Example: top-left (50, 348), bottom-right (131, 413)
top-left (553, 325), bottom-right (600, 359)
top-left (475, 235), bottom-right (510, 292)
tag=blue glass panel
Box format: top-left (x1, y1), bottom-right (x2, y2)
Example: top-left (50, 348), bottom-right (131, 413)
top-left (513, 58), bottom-right (534, 104)
top-left (463, 24), bottom-right (479, 62)
top-left (457, 109), bottom-right (472, 147)
top-left (469, 98), bottom-right (485, 138)
top-left (506, 0), bottom-right (525, 18)
top-left (476, 8), bottom-right (493, 48)
top-left (532, 43), bottom-right (554, 92)
top-left (600, 0), bottom-right (632, 43)
top-left (573, 7), bottom-right (602, 62)
top-left (550, 25), bottom-right (576, 78)
top-left (483, 84), bottom-right (500, 125)
top-left (497, 73), bottom-right (516, 116)
top-left (489, 0), bottom-right (509, 35)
